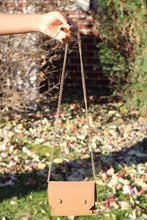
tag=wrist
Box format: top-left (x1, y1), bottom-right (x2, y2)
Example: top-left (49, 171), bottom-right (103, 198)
top-left (31, 14), bottom-right (43, 32)
top-left (36, 13), bottom-right (48, 34)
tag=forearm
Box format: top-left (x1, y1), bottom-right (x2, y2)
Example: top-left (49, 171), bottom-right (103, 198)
top-left (0, 13), bottom-right (42, 35)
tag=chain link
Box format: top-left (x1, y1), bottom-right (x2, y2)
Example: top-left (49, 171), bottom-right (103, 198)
top-left (47, 34), bottom-right (96, 182)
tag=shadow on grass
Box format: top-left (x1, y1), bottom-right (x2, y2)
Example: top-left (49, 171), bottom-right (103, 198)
top-left (0, 137), bottom-right (146, 202)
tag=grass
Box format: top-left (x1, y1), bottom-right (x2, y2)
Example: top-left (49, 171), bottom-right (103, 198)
top-left (0, 187), bottom-right (131, 220)
top-left (1, 180), bottom-right (145, 220)
top-left (1, 190), bottom-right (52, 220)
top-left (0, 100), bottom-right (146, 220)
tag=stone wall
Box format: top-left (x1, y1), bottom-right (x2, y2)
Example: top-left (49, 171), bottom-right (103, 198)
top-left (0, 0), bottom-right (110, 112)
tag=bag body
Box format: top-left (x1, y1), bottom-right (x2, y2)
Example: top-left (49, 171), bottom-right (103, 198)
top-left (48, 181), bottom-right (97, 216)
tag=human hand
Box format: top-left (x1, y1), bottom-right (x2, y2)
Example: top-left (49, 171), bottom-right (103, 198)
top-left (39, 11), bottom-right (78, 43)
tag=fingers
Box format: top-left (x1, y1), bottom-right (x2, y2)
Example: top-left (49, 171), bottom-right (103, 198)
top-left (59, 20), bottom-right (78, 43)
top-left (64, 18), bottom-right (78, 36)
top-left (53, 11), bottom-right (78, 31)
top-left (48, 11), bottom-right (78, 43)
top-left (55, 22), bottom-right (77, 43)
top-left (55, 29), bottom-right (75, 43)
top-left (61, 37), bottom-right (69, 44)
top-left (61, 35), bottom-right (75, 43)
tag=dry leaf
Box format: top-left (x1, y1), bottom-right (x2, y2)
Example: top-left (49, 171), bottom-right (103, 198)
top-left (10, 200), bottom-right (17, 205)
top-left (106, 166), bottom-right (115, 176)
top-left (122, 184), bottom-right (133, 195)
top-left (37, 162), bottom-right (46, 170)
top-left (118, 201), bottom-right (132, 210)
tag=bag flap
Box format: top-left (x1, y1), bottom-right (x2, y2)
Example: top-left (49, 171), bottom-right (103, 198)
top-left (48, 181), bottom-right (96, 211)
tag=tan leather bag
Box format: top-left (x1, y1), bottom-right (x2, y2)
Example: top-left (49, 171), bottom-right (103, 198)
top-left (48, 181), bottom-right (97, 216)
top-left (47, 34), bottom-right (97, 216)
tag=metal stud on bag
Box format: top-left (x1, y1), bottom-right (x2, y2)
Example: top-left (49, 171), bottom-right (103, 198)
top-left (47, 33), bottom-right (97, 216)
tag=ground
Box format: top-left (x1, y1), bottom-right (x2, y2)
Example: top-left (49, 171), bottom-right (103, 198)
top-left (0, 96), bottom-right (146, 220)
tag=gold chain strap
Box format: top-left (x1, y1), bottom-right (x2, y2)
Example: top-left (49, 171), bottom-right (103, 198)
top-left (47, 43), bottom-right (68, 183)
top-left (47, 33), bottom-right (96, 182)
top-left (77, 33), bottom-right (96, 180)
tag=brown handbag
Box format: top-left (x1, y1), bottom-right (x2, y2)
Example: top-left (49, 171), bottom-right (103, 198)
top-left (48, 181), bottom-right (96, 216)
top-left (47, 33), bottom-right (97, 216)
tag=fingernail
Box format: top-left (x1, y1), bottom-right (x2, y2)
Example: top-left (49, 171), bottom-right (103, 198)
top-left (60, 27), bottom-right (65, 31)
top-left (67, 21), bottom-right (71, 26)
top-left (62, 38), bottom-right (66, 42)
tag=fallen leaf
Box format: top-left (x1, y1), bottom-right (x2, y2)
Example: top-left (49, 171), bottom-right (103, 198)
top-left (22, 217), bottom-right (30, 220)
top-left (128, 210), bottom-right (136, 220)
top-left (0, 144), bottom-right (6, 151)
top-left (136, 209), bottom-right (142, 217)
top-left (28, 178), bottom-right (37, 185)
top-left (110, 202), bottom-right (118, 210)
top-left (37, 162), bottom-right (46, 170)
top-left (1, 152), bottom-right (8, 158)
top-left (111, 214), bottom-right (117, 220)
top-left (122, 184), bottom-right (133, 195)
top-left (67, 173), bottom-right (83, 181)
top-left (41, 209), bottom-right (46, 214)
top-left (136, 152), bottom-right (147, 158)
top-left (106, 166), bottom-right (115, 176)
top-left (53, 158), bottom-right (63, 164)
top-left (0, 180), bottom-right (14, 187)
top-left (22, 147), bottom-right (32, 156)
top-left (119, 178), bottom-right (130, 185)
top-left (16, 132), bottom-right (23, 138)
top-left (67, 216), bottom-right (75, 220)
top-left (104, 214), bottom-right (111, 218)
top-left (118, 201), bottom-right (132, 210)
top-left (10, 200), bottom-right (17, 205)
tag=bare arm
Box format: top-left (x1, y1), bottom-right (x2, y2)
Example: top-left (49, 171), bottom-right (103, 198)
top-left (0, 13), bottom-right (42, 34)
top-left (0, 12), bottom-right (77, 43)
